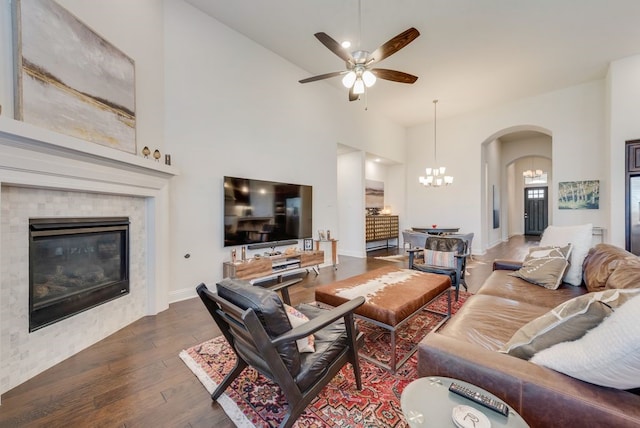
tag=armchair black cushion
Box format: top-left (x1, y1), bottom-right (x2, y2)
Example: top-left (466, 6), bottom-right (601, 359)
top-left (196, 279), bottom-right (365, 428)
top-left (408, 236), bottom-right (469, 300)
top-left (216, 278), bottom-right (300, 373)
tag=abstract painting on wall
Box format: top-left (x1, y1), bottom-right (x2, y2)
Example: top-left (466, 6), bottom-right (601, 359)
top-left (13, 0), bottom-right (136, 153)
top-left (558, 180), bottom-right (600, 209)
top-left (365, 179), bottom-right (384, 211)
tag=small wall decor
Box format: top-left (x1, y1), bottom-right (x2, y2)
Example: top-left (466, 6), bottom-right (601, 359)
top-left (303, 238), bottom-right (313, 251)
top-left (365, 179), bottom-right (384, 210)
top-left (558, 180), bottom-right (600, 209)
top-left (13, 0), bottom-right (136, 153)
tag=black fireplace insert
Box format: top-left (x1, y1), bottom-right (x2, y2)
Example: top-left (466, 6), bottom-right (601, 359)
top-left (29, 217), bottom-right (130, 332)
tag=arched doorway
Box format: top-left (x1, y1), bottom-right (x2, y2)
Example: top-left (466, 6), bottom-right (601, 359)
top-left (480, 126), bottom-right (552, 252)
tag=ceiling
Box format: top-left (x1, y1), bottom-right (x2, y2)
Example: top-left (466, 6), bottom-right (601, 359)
top-left (185, 0), bottom-right (640, 128)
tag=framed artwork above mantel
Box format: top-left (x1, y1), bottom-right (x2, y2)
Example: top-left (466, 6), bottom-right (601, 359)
top-left (12, 0), bottom-right (136, 154)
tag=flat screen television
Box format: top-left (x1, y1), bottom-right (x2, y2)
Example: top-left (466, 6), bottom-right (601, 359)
top-left (223, 176), bottom-right (312, 247)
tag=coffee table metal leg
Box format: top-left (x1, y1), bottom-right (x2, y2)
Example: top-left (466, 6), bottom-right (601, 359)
top-left (390, 329), bottom-right (397, 373)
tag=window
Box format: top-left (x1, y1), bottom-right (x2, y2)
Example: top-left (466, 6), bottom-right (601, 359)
top-left (527, 188), bottom-right (545, 199)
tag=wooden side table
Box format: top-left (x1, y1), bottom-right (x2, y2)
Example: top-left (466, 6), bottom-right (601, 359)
top-left (315, 239), bottom-right (338, 269)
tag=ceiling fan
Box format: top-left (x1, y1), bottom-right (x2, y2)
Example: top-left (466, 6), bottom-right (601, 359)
top-left (298, 27), bottom-right (420, 101)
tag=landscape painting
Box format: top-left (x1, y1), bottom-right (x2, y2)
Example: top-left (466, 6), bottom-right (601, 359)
top-left (13, 0), bottom-right (136, 153)
top-left (558, 180), bottom-right (600, 209)
top-left (365, 179), bottom-right (384, 210)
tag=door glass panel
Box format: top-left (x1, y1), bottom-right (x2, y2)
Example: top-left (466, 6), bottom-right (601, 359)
top-left (629, 176), bottom-right (640, 255)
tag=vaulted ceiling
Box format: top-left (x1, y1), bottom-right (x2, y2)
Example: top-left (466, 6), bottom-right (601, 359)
top-left (185, 0), bottom-right (640, 127)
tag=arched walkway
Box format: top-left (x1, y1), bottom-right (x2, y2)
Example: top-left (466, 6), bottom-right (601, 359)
top-left (480, 126), bottom-right (552, 253)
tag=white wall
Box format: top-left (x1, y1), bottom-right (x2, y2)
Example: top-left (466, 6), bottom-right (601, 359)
top-left (163, 0), bottom-right (405, 298)
top-left (608, 54), bottom-right (640, 247)
top-left (338, 151), bottom-right (366, 257)
top-left (406, 80), bottom-right (608, 253)
top-left (485, 139), bottom-right (502, 247)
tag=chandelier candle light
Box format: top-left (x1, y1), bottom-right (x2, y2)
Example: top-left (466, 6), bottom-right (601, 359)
top-left (419, 100), bottom-right (453, 187)
top-left (523, 156), bottom-right (544, 178)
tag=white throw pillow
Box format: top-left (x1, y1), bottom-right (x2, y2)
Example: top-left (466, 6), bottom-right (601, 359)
top-left (530, 293), bottom-right (640, 389)
top-left (539, 224), bottom-right (593, 286)
top-left (283, 304), bottom-right (315, 353)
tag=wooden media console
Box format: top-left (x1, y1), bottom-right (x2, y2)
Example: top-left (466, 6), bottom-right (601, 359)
top-left (223, 250), bottom-right (324, 284)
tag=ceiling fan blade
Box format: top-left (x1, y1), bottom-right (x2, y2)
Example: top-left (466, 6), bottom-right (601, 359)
top-left (299, 71), bottom-right (345, 84)
top-left (349, 87), bottom-right (359, 101)
top-left (371, 68), bottom-right (418, 84)
top-left (369, 27), bottom-right (420, 64)
top-left (314, 32), bottom-right (354, 64)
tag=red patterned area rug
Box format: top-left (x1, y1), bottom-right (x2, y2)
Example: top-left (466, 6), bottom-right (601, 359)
top-left (180, 291), bottom-right (470, 427)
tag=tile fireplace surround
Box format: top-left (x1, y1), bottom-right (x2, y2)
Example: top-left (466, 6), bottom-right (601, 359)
top-left (0, 118), bottom-right (178, 400)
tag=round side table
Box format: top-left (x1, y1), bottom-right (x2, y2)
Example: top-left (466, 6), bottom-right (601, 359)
top-left (401, 376), bottom-right (529, 427)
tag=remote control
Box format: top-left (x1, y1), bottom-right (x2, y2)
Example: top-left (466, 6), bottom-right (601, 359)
top-left (448, 382), bottom-right (509, 417)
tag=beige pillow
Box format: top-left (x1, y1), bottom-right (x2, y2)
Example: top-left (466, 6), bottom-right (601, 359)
top-left (509, 244), bottom-right (572, 289)
top-left (500, 288), bottom-right (640, 360)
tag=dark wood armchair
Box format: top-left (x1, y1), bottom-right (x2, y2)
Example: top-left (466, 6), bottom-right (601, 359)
top-left (408, 236), bottom-right (469, 300)
top-left (196, 279), bottom-right (365, 428)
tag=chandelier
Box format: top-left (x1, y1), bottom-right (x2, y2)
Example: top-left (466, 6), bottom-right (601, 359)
top-left (523, 156), bottom-right (544, 178)
top-left (419, 100), bottom-right (453, 187)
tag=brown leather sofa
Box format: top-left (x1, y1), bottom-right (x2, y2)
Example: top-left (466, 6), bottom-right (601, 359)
top-left (416, 244), bottom-right (640, 427)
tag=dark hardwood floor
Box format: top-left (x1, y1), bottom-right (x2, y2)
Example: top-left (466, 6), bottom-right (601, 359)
top-left (0, 235), bottom-right (538, 427)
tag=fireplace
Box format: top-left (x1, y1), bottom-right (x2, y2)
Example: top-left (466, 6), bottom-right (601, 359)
top-left (29, 217), bottom-right (130, 332)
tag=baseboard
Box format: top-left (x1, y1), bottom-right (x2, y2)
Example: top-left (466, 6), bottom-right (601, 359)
top-left (170, 287), bottom-right (197, 304)
top-left (340, 249), bottom-right (366, 258)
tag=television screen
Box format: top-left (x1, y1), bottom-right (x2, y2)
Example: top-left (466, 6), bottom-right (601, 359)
top-left (223, 176), bottom-right (312, 247)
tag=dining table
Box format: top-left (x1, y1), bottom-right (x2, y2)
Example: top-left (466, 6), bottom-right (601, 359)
top-left (412, 226), bottom-right (460, 234)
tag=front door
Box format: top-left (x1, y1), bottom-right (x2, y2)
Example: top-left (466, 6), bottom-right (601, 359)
top-left (524, 186), bottom-right (548, 235)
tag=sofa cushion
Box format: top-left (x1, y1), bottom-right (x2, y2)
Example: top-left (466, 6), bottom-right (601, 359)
top-left (477, 269), bottom-right (587, 309)
top-left (531, 293), bottom-right (640, 389)
top-left (583, 244), bottom-right (640, 292)
top-left (500, 288), bottom-right (640, 360)
top-left (509, 244), bottom-right (572, 289)
top-left (539, 223), bottom-right (592, 286)
top-left (439, 294), bottom-right (550, 351)
top-left (605, 258), bottom-right (640, 290)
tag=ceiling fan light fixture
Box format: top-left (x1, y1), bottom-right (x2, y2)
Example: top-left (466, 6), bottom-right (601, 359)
top-left (353, 78), bottom-right (365, 94)
top-left (342, 71), bottom-right (357, 88)
top-left (362, 70), bottom-right (376, 87)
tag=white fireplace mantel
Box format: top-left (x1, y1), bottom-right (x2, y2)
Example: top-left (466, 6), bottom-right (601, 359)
top-left (0, 118), bottom-right (180, 400)
top-left (0, 117), bottom-right (179, 314)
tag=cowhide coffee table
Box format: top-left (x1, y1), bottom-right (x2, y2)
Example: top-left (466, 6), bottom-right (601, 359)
top-left (315, 265), bottom-right (451, 373)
